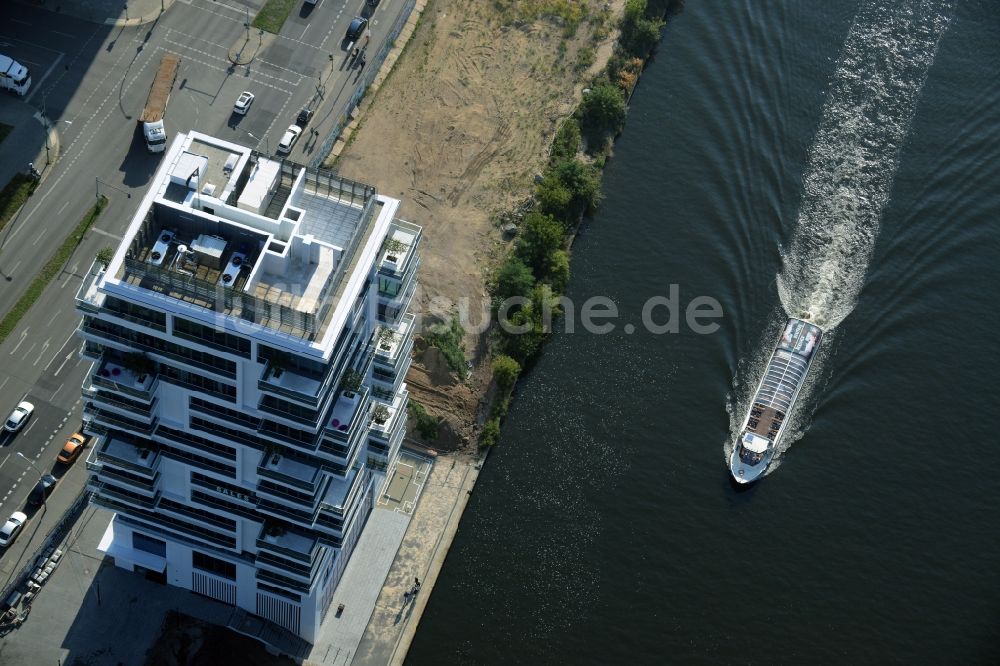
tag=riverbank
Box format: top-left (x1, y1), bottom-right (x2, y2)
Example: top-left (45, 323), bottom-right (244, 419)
top-left (332, 0), bottom-right (637, 446)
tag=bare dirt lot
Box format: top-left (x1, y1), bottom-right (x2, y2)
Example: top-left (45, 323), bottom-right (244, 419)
top-left (333, 0), bottom-right (623, 445)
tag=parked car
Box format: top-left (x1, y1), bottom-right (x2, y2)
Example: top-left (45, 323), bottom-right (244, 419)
top-left (27, 475), bottom-right (57, 508)
top-left (276, 125), bottom-right (302, 154)
top-left (57, 433), bottom-right (89, 465)
top-left (296, 107), bottom-right (313, 128)
top-left (3, 401), bottom-right (34, 433)
top-left (233, 91), bottom-right (255, 115)
top-left (0, 512), bottom-right (27, 547)
top-left (346, 17), bottom-right (368, 42)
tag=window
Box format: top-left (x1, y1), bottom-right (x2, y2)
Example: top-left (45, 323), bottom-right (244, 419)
top-left (192, 550), bottom-right (236, 580)
top-left (133, 532), bottom-right (166, 557)
top-left (377, 277), bottom-right (399, 297)
top-left (174, 317), bottom-right (251, 357)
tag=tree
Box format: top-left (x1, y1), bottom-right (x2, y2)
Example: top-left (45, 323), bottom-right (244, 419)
top-left (493, 256), bottom-right (536, 302)
top-left (96, 246), bottom-right (115, 267)
top-left (578, 82), bottom-right (627, 148)
top-left (492, 355), bottom-right (521, 392)
top-left (514, 212), bottom-right (565, 277)
top-left (621, 0), bottom-right (666, 59)
top-left (536, 172), bottom-right (573, 219)
top-left (547, 249), bottom-right (571, 293)
top-left (554, 159), bottom-right (602, 219)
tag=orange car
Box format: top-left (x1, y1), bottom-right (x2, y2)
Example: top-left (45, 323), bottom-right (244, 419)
top-left (57, 433), bottom-right (88, 464)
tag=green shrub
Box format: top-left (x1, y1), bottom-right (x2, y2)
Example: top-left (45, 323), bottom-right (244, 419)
top-left (493, 256), bottom-right (536, 302)
top-left (408, 401), bottom-right (440, 442)
top-left (480, 417), bottom-right (501, 448)
top-left (578, 82), bottom-right (627, 149)
top-left (621, 0), bottom-right (666, 59)
top-left (425, 316), bottom-right (468, 378)
top-left (515, 212), bottom-right (565, 277)
top-left (0, 173), bottom-right (38, 234)
top-left (550, 118), bottom-right (582, 165)
top-left (492, 355), bottom-right (521, 392)
top-left (498, 284), bottom-right (562, 363)
top-left (547, 249), bottom-right (571, 293)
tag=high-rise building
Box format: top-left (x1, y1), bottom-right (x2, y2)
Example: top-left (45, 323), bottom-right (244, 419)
top-left (75, 131), bottom-right (420, 642)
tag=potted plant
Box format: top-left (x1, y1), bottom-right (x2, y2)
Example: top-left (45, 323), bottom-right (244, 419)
top-left (377, 327), bottom-right (397, 351)
top-left (371, 403), bottom-right (390, 426)
top-left (340, 369), bottom-right (364, 397)
top-left (383, 238), bottom-right (408, 262)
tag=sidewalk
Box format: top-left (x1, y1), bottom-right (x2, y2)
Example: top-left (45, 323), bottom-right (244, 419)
top-left (352, 451), bottom-right (481, 666)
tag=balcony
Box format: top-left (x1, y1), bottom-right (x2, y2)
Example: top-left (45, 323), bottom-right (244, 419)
top-left (85, 384), bottom-right (158, 419)
top-left (324, 386), bottom-right (369, 440)
top-left (258, 361), bottom-right (323, 407)
top-left (374, 313), bottom-right (414, 367)
top-left (91, 357), bottom-right (158, 402)
top-left (89, 435), bottom-right (161, 476)
top-left (256, 523), bottom-right (317, 563)
top-left (89, 480), bottom-right (161, 511)
top-left (75, 259), bottom-right (107, 314)
top-left (257, 451), bottom-right (320, 493)
top-left (84, 404), bottom-right (158, 436)
top-left (378, 220), bottom-right (421, 278)
top-left (369, 389), bottom-right (408, 441)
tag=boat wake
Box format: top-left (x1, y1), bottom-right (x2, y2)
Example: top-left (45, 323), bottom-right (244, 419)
top-left (728, 0), bottom-right (955, 476)
top-left (777, 0), bottom-right (955, 329)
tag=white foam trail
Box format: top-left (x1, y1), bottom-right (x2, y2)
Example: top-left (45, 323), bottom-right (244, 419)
top-left (777, 0), bottom-right (955, 329)
top-left (728, 1), bottom-right (954, 471)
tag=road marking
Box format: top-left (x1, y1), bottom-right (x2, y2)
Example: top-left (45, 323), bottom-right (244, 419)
top-left (31, 227), bottom-right (48, 246)
top-left (22, 342), bottom-right (37, 359)
top-left (9, 259), bottom-right (23, 275)
top-left (0, 377), bottom-right (8, 391)
top-left (301, 24), bottom-right (311, 40)
top-left (46, 330), bottom-right (77, 371)
top-left (33, 338), bottom-right (52, 366)
top-left (58, 200), bottom-right (70, 215)
top-left (11, 19), bottom-right (31, 26)
top-left (60, 261), bottom-right (81, 288)
top-left (53, 354), bottom-right (74, 378)
top-left (51, 31), bottom-right (75, 39)
top-left (9, 329), bottom-right (28, 354)
top-left (23, 420), bottom-right (36, 436)
top-left (88, 227), bottom-right (122, 240)
top-left (46, 311), bottom-right (60, 326)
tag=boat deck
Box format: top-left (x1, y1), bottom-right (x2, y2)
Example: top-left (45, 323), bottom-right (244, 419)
top-left (746, 402), bottom-right (785, 440)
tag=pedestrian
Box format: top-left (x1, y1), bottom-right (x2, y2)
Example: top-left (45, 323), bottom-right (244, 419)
top-left (403, 590), bottom-right (411, 602)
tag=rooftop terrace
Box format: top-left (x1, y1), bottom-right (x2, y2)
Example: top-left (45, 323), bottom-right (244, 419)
top-left (105, 131), bottom-right (391, 345)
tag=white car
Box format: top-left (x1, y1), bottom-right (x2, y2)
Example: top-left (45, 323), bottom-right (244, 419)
top-left (276, 125), bottom-right (302, 154)
top-left (233, 91), bottom-right (255, 115)
top-left (3, 401), bottom-right (34, 433)
top-left (0, 512), bottom-right (27, 547)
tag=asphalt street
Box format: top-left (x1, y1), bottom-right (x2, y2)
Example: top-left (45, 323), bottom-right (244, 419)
top-left (0, 0), bottom-right (407, 566)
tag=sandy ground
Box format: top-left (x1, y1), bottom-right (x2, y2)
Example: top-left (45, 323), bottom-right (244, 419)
top-left (333, 0), bottom-right (624, 445)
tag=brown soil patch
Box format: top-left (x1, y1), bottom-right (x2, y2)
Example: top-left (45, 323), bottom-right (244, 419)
top-left (334, 0), bottom-right (624, 446)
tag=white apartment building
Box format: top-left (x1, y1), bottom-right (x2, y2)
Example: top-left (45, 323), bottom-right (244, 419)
top-left (74, 131), bottom-right (420, 642)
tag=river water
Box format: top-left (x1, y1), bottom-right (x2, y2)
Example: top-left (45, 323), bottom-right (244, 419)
top-left (408, 1), bottom-right (1000, 663)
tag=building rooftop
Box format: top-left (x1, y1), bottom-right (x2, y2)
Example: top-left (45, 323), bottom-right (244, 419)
top-left (99, 131), bottom-right (402, 353)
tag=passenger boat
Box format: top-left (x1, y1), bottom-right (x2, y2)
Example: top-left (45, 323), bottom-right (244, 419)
top-left (730, 318), bottom-right (822, 484)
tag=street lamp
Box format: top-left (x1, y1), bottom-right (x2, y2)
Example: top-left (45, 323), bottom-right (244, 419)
top-left (17, 451), bottom-right (45, 480)
top-left (95, 177), bottom-right (131, 199)
top-left (247, 131), bottom-right (268, 156)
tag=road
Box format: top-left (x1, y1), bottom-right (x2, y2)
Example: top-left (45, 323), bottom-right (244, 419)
top-left (0, 0), bottom-right (408, 564)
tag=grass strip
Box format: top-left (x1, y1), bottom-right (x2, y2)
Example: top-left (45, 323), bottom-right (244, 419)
top-left (251, 0), bottom-right (298, 34)
top-left (0, 173), bottom-right (39, 234)
top-left (0, 196), bottom-right (107, 346)
top-left (0, 123), bottom-right (12, 145)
